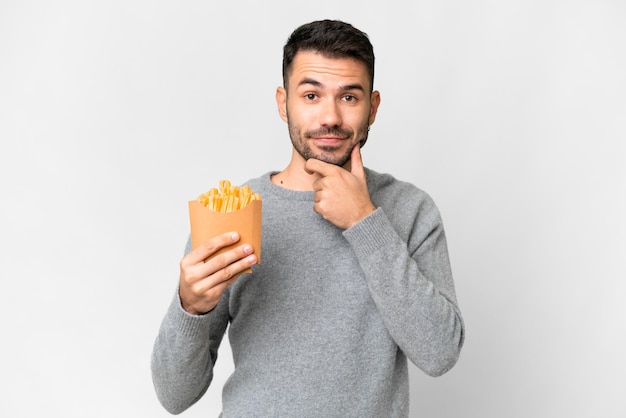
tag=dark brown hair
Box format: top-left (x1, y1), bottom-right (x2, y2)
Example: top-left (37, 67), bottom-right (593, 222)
top-left (282, 20), bottom-right (375, 91)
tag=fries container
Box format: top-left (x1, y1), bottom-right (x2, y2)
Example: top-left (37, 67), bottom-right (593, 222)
top-left (188, 199), bottom-right (262, 269)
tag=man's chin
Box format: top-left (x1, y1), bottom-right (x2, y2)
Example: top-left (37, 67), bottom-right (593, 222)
top-left (295, 141), bottom-right (353, 166)
top-left (311, 151), bottom-right (352, 167)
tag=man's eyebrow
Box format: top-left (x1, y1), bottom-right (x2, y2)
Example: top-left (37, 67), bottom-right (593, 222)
top-left (298, 78), bottom-right (322, 88)
top-left (297, 78), bottom-right (365, 92)
top-left (340, 83), bottom-right (366, 92)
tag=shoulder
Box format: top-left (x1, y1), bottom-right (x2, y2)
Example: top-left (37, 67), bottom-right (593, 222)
top-left (365, 168), bottom-right (435, 208)
top-left (242, 172), bottom-right (274, 193)
top-left (365, 168), bottom-right (443, 234)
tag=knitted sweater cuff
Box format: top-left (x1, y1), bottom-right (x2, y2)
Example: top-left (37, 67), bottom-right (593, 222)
top-left (343, 208), bottom-right (397, 258)
top-left (167, 290), bottom-right (214, 339)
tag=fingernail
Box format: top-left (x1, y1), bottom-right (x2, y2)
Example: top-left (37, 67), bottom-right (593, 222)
top-left (243, 244), bottom-right (252, 254)
top-left (231, 232), bottom-right (239, 241)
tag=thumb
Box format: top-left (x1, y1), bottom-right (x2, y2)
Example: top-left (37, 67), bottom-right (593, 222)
top-left (350, 144), bottom-right (365, 178)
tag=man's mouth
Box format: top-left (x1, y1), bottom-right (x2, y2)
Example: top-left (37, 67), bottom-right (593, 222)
top-left (311, 137), bottom-right (349, 150)
top-left (306, 127), bottom-right (352, 140)
top-left (313, 136), bottom-right (345, 142)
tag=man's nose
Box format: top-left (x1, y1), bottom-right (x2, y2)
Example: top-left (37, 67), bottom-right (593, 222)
top-left (319, 99), bottom-right (342, 127)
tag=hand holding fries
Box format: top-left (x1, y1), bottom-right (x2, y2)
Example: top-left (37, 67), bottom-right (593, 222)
top-left (181, 180), bottom-right (263, 315)
top-left (179, 231), bottom-right (257, 315)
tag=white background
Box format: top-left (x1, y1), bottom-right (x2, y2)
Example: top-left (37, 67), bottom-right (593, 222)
top-left (1, 1), bottom-right (624, 417)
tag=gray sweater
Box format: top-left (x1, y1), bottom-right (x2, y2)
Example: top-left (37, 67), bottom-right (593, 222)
top-left (152, 169), bottom-right (465, 417)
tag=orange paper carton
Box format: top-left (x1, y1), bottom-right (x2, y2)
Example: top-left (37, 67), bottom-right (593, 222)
top-left (188, 182), bottom-right (262, 268)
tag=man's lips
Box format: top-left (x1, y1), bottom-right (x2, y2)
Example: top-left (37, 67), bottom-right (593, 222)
top-left (311, 136), bottom-right (347, 145)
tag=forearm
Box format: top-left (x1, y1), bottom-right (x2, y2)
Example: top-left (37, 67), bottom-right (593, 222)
top-left (151, 292), bottom-right (226, 414)
top-left (344, 208), bottom-right (465, 376)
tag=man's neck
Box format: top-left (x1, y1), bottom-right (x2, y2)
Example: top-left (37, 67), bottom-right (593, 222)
top-left (270, 162), bottom-right (318, 191)
top-left (271, 148), bottom-right (353, 191)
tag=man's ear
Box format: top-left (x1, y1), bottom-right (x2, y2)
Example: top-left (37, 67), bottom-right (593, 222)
top-left (276, 86), bottom-right (288, 122)
top-left (368, 90), bottom-right (381, 126)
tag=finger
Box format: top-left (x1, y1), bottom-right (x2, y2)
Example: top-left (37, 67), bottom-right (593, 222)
top-left (211, 251), bottom-right (257, 286)
top-left (185, 231), bottom-right (240, 265)
top-left (350, 144), bottom-right (365, 178)
top-left (193, 250), bottom-right (256, 295)
top-left (182, 243), bottom-right (254, 291)
top-left (202, 242), bottom-right (255, 276)
top-left (304, 157), bottom-right (335, 177)
top-left (311, 176), bottom-right (324, 192)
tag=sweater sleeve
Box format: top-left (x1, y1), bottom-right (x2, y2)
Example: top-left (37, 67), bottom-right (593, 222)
top-left (343, 205), bottom-right (465, 377)
top-left (151, 290), bottom-right (230, 414)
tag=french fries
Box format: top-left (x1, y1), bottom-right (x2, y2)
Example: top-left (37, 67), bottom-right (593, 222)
top-left (197, 179), bottom-right (261, 212)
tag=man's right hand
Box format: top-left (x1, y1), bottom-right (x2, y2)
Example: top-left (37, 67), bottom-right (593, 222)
top-left (179, 232), bottom-right (257, 315)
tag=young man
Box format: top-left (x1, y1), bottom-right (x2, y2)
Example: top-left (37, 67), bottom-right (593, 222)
top-left (152, 20), bottom-right (465, 417)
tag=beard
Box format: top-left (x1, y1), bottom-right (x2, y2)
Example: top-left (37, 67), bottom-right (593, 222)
top-left (287, 114), bottom-right (370, 167)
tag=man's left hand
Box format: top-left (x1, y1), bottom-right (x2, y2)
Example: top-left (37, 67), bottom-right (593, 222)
top-left (304, 145), bottom-right (376, 229)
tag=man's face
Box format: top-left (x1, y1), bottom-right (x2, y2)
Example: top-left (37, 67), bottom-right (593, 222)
top-left (277, 51), bottom-right (380, 167)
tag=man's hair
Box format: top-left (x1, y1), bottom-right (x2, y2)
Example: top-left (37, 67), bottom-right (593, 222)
top-left (282, 20), bottom-right (375, 92)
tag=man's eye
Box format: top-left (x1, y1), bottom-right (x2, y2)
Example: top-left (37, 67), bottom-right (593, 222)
top-left (304, 93), bottom-right (317, 100)
top-left (343, 95), bottom-right (356, 102)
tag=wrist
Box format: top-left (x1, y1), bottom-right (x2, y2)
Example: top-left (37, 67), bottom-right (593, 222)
top-left (349, 204), bottom-right (376, 229)
top-left (179, 294), bottom-right (212, 316)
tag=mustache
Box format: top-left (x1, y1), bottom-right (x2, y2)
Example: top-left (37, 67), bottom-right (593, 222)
top-left (304, 127), bottom-right (353, 139)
